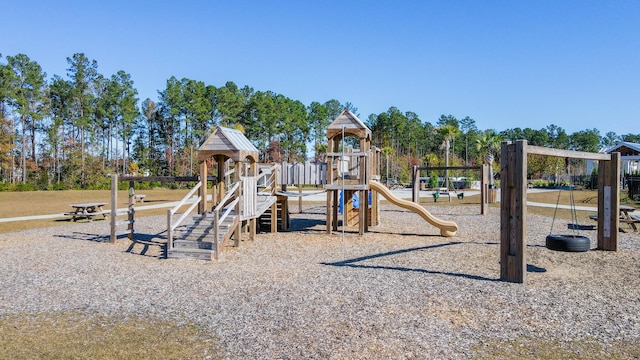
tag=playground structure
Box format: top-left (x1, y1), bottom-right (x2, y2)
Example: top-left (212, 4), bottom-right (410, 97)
top-left (411, 165), bottom-right (491, 215)
top-left (108, 130), bottom-right (329, 259)
top-left (163, 127), bottom-right (279, 260)
top-left (110, 112), bottom-right (464, 259)
top-left (324, 109), bottom-right (458, 237)
top-left (500, 140), bottom-right (621, 284)
top-left (101, 120), bottom-right (628, 288)
top-left (165, 128), bottom-right (328, 259)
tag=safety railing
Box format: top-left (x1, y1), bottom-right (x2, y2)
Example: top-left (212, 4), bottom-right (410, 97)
top-left (166, 182), bottom-right (202, 250)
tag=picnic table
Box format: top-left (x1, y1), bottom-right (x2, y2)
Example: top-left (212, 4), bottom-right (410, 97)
top-left (619, 205), bottom-right (639, 232)
top-left (64, 202), bottom-right (108, 221)
top-left (589, 205), bottom-right (639, 232)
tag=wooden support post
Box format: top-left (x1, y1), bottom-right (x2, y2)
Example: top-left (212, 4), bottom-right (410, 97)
top-left (250, 218), bottom-right (256, 241)
top-left (412, 165), bottom-right (419, 203)
top-left (199, 160), bottom-right (207, 214)
top-left (500, 140), bottom-right (527, 284)
top-left (218, 157), bottom-right (226, 206)
top-left (598, 152), bottom-right (620, 251)
top-left (280, 198), bottom-right (289, 231)
top-left (234, 161), bottom-right (242, 246)
top-left (167, 209), bottom-right (173, 251)
top-left (326, 190), bottom-right (333, 234)
top-left (272, 166), bottom-right (278, 233)
top-left (298, 183), bottom-right (303, 213)
top-left (345, 190), bottom-right (353, 226)
top-left (359, 190), bottom-right (367, 235)
top-left (110, 174), bottom-right (117, 244)
top-left (249, 161), bottom-right (257, 240)
top-left (333, 190), bottom-right (339, 232)
top-left (128, 181), bottom-right (135, 240)
top-left (371, 189), bottom-right (379, 226)
top-left (481, 164), bottom-right (489, 215)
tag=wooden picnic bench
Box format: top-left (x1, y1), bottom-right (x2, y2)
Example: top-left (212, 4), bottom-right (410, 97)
top-left (133, 194), bottom-right (146, 203)
top-left (589, 205), bottom-right (640, 232)
top-left (619, 205), bottom-right (639, 232)
top-left (64, 202), bottom-right (108, 221)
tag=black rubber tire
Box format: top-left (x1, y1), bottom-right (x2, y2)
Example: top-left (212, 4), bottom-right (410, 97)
top-left (546, 234), bottom-right (591, 252)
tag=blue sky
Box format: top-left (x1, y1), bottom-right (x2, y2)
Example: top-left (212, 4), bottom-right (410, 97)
top-left (2, 1), bottom-right (639, 136)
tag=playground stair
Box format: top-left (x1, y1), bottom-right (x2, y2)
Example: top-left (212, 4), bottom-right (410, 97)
top-left (258, 198), bottom-right (290, 232)
top-left (167, 212), bottom-right (238, 260)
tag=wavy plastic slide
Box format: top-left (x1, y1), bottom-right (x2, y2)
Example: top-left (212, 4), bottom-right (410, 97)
top-left (370, 180), bottom-right (458, 237)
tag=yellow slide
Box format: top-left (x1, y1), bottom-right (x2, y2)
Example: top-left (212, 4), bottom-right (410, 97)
top-left (370, 180), bottom-right (458, 237)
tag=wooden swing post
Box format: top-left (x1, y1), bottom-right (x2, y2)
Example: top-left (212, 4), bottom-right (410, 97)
top-left (500, 140), bottom-right (620, 284)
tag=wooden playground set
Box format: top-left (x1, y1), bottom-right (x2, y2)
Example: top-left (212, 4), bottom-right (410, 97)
top-left (104, 109), bottom-right (624, 285)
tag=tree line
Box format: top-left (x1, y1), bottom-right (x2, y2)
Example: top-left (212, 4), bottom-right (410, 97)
top-left (1, 52), bottom-right (638, 190)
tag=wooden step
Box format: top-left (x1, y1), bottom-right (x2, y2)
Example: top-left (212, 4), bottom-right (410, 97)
top-left (167, 247), bottom-right (215, 261)
top-left (172, 239), bottom-right (216, 250)
top-left (168, 212), bottom-right (240, 261)
top-left (179, 221), bottom-right (234, 235)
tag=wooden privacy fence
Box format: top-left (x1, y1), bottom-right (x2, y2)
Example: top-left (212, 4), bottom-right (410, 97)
top-left (276, 161), bottom-right (327, 185)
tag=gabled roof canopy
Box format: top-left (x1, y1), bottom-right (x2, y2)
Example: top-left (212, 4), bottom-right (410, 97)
top-left (198, 126), bottom-right (259, 162)
top-left (601, 142), bottom-right (640, 157)
top-left (326, 109), bottom-right (371, 141)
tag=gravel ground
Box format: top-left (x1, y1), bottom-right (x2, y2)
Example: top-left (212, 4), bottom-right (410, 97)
top-left (1, 204), bottom-right (639, 358)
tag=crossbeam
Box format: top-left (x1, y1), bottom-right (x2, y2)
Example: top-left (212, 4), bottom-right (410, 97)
top-left (527, 145), bottom-right (611, 161)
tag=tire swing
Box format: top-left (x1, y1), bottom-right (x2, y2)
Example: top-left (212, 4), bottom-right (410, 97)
top-left (545, 159), bottom-right (591, 252)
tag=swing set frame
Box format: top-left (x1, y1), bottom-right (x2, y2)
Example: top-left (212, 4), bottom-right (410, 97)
top-left (500, 140), bottom-right (621, 284)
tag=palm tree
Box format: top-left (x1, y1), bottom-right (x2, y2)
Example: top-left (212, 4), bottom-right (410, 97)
top-left (475, 131), bottom-right (503, 187)
top-left (381, 146), bottom-right (394, 186)
top-left (436, 125), bottom-right (461, 189)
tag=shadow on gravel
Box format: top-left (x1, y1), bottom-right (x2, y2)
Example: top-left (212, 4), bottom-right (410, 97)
top-left (366, 229), bottom-right (442, 237)
top-left (55, 231), bottom-right (114, 243)
top-left (526, 264), bottom-right (547, 273)
top-left (55, 232), bottom-right (167, 258)
top-left (321, 242), bottom-right (501, 282)
top-left (124, 233), bottom-right (167, 258)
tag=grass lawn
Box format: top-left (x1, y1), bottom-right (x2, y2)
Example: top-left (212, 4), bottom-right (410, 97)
top-left (0, 188), bottom-right (191, 234)
top-left (0, 312), bottom-right (222, 359)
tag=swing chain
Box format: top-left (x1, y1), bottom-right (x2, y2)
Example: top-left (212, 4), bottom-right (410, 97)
top-left (549, 158), bottom-right (580, 236)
